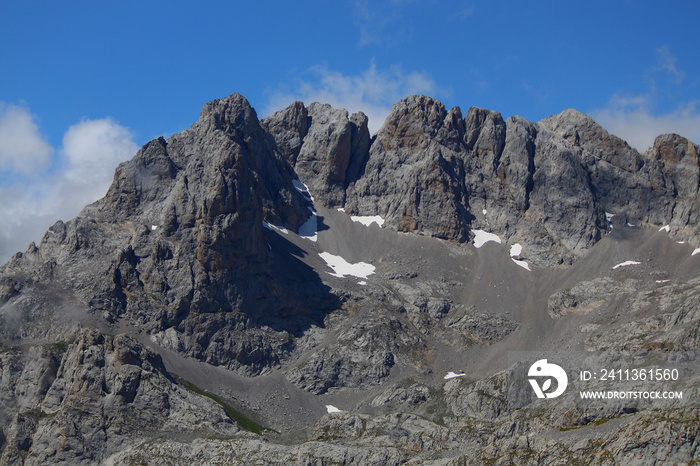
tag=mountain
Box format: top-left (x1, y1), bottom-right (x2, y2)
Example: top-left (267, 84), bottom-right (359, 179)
top-left (0, 93), bottom-right (698, 464)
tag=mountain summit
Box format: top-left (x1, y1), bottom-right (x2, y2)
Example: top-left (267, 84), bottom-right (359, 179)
top-left (1, 93), bottom-right (698, 464)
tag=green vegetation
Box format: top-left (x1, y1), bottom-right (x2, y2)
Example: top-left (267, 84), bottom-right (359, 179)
top-left (22, 408), bottom-right (56, 421)
top-left (559, 416), bottom-right (613, 431)
top-left (559, 424), bottom-right (582, 432)
top-left (178, 379), bottom-right (276, 435)
top-left (46, 338), bottom-right (75, 354)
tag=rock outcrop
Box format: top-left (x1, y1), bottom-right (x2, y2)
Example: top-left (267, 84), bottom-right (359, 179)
top-left (262, 102), bottom-right (370, 207)
top-left (541, 110), bottom-right (700, 237)
top-left (346, 96), bottom-right (473, 242)
top-left (0, 330), bottom-right (240, 464)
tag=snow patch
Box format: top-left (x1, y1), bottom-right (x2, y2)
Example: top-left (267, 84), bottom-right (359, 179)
top-left (298, 212), bottom-right (318, 242)
top-left (656, 280), bottom-right (670, 284)
top-left (692, 248), bottom-right (700, 256)
top-left (262, 220), bottom-right (288, 234)
top-left (472, 230), bottom-right (501, 248)
top-left (627, 222), bottom-right (635, 227)
top-left (510, 243), bottom-right (522, 257)
top-left (511, 258), bottom-right (532, 271)
top-left (444, 372), bottom-right (466, 380)
top-left (612, 260), bottom-right (641, 269)
top-left (677, 241), bottom-right (686, 244)
top-left (350, 215), bottom-right (385, 227)
top-left (337, 207), bottom-right (345, 212)
top-left (325, 405), bottom-right (343, 413)
top-left (292, 179), bottom-right (314, 202)
top-left (319, 252), bottom-right (375, 279)
top-left (482, 209), bottom-right (487, 216)
top-left (357, 281), bottom-right (367, 286)
top-left (659, 225), bottom-right (670, 232)
top-left (605, 212), bottom-right (615, 229)
top-left (151, 225), bottom-right (158, 231)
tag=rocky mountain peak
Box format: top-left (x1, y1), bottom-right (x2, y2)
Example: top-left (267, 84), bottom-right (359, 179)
top-left (0, 92), bottom-right (331, 376)
top-left (646, 133), bottom-right (700, 197)
top-left (372, 95), bottom-right (470, 154)
top-left (198, 92), bottom-right (260, 134)
top-left (1, 92), bottom-right (700, 464)
top-left (540, 108), bottom-right (643, 172)
top-left (262, 100), bottom-right (370, 207)
top-left (463, 106), bottom-right (506, 161)
top-left (261, 100), bottom-right (309, 166)
top-left (345, 95), bottom-right (471, 241)
top-left (650, 133), bottom-right (699, 163)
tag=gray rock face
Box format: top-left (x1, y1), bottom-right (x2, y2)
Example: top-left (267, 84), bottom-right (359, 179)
top-left (260, 100), bottom-right (309, 167)
top-left (286, 311), bottom-right (423, 394)
top-left (542, 110), bottom-right (700, 241)
top-left (0, 329), bottom-right (239, 465)
top-left (547, 277), bottom-right (640, 319)
top-left (339, 97), bottom-right (609, 265)
top-left (647, 133), bottom-right (700, 197)
top-left (346, 96), bottom-right (472, 241)
top-left (643, 133), bottom-right (700, 233)
top-left (446, 308), bottom-right (519, 343)
top-left (582, 276), bottom-right (700, 351)
top-left (262, 102), bottom-right (370, 207)
top-left (541, 108), bottom-right (644, 173)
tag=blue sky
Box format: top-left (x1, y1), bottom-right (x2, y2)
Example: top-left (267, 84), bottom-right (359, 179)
top-left (1, 1), bottom-right (699, 261)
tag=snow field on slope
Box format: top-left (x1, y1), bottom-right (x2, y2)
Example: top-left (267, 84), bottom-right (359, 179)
top-left (298, 212), bottom-right (318, 241)
top-left (262, 220), bottom-right (288, 234)
top-left (292, 179), bottom-right (314, 202)
top-left (511, 259), bottom-right (532, 271)
top-left (612, 260), bottom-right (641, 269)
top-left (318, 252), bottom-right (375, 279)
top-left (472, 232), bottom-right (532, 271)
top-left (350, 215), bottom-right (385, 227)
top-left (293, 179), bottom-right (319, 241)
top-left (510, 243), bottom-right (522, 257)
top-left (472, 229), bottom-right (501, 248)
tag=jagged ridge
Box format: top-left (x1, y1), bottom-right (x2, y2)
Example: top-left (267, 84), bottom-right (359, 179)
top-left (266, 95), bottom-right (700, 266)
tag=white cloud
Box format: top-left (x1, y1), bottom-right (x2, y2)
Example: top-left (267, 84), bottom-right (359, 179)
top-left (591, 45), bottom-right (699, 152)
top-left (62, 118), bottom-right (138, 184)
top-left (0, 103), bottom-right (54, 175)
top-left (264, 62), bottom-right (443, 134)
top-left (0, 114), bottom-right (137, 263)
top-left (653, 45), bottom-right (685, 84)
top-left (592, 94), bottom-right (700, 152)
